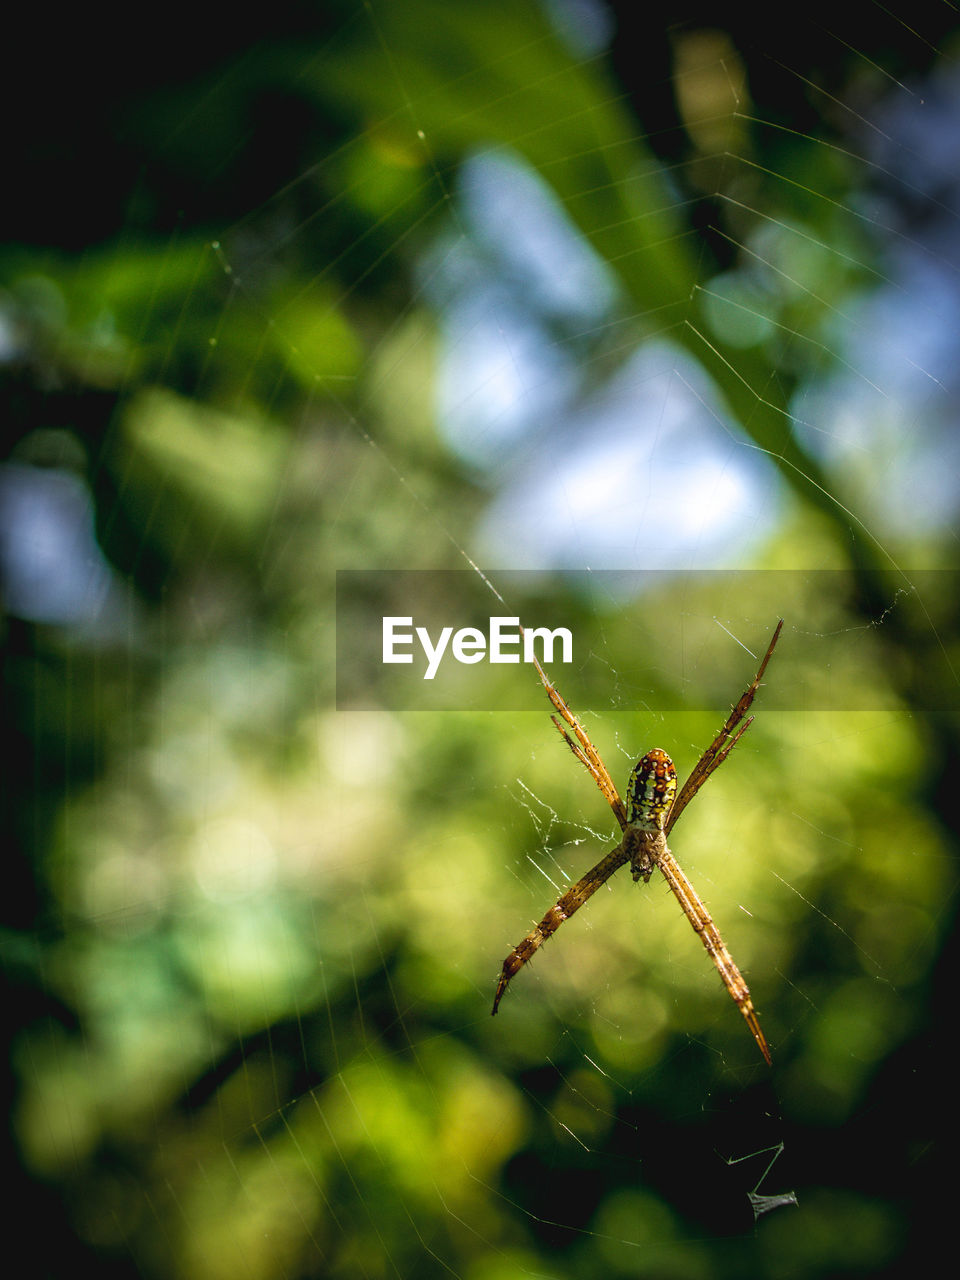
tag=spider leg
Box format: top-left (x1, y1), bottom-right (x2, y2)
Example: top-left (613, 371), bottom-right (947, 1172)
top-left (550, 715), bottom-right (627, 827)
top-left (657, 847), bottom-right (771, 1065)
top-left (669, 620), bottom-right (782, 832)
top-left (526, 645), bottom-right (628, 827)
top-left (492, 844), bottom-right (630, 1014)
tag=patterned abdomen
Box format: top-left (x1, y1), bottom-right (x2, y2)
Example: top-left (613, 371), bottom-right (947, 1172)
top-left (625, 748), bottom-right (677, 831)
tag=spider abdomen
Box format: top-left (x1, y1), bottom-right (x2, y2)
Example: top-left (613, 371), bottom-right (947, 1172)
top-left (626, 748), bottom-right (677, 831)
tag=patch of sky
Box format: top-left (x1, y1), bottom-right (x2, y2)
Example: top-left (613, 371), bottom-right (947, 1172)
top-left (424, 147), bottom-right (781, 570)
top-left (0, 462), bottom-right (131, 633)
top-left (475, 342), bottom-right (781, 569)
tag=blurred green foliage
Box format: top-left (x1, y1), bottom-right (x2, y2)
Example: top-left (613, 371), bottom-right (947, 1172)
top-left (3, 2), bottom-right (958, 1278)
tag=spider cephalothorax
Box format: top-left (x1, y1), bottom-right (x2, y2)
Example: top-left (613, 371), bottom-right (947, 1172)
top-left (492, 621), bottom-right (783, 1066)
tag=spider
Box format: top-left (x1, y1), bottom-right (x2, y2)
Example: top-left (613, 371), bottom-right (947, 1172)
top-left (492, 619), bottom-right (783, 1065)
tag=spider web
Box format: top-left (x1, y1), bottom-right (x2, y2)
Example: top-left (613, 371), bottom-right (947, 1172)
top-left (3, 3), bottom-right (957, 1277)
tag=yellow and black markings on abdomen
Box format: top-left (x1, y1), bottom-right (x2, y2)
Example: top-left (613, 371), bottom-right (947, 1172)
top-left (625, 749), bottom-right (677, 832)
